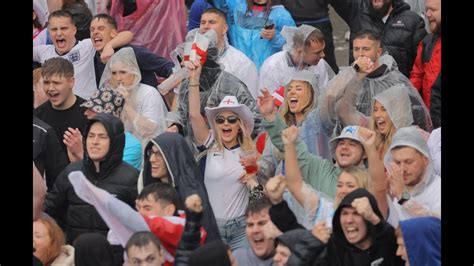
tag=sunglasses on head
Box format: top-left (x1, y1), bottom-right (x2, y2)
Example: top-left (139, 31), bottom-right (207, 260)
top-left (215, 115), bottom-right (239, 124)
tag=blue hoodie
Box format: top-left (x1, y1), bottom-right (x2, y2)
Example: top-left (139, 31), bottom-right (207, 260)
top-left (400, 216), bottom-right (441, 266)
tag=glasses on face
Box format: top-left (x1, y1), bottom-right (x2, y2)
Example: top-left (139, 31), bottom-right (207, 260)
top-left (215, 115), bottom-right (239, 125)
top-left (146, 148), bottom-right (162, 158)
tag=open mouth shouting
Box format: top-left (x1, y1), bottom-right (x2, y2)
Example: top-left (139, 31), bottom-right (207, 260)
top-left (289, 97), bottom-right (299, 112)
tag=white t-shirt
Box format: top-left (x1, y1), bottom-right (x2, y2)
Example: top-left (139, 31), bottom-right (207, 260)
top-left (219, 45), bottom-right (259, 99)
top-left (33, 38), bottom-right (98, 100)
top-left (132, 83), bottom-right (169, 137)
top-left (258, 50), bottom-right (335, 95)
top-left (204, 146), bottom-right (249, 220)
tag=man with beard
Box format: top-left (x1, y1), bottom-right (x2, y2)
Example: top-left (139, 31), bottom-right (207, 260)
top-left (409, 0), bottom-right (441, 128)
top-left (330, 0), bottom-right (427, 77)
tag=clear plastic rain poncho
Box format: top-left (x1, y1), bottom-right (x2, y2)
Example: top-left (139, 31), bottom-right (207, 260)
top-left (259, 70), bottom-right (335, 187)
top-left (321, 53), bottom-right (433, 133)
top-left (99, 47), bottom-right (169, 144)
top-left (284, 182), bottom-right (335, 230)
top-left (229, 2), bottom-right (296, 69)
top-left (258, 24), bottom-right (335, 95)
top-left (173, 29), bottom-right (262, 149)
top-left (287, 70), bottom-right (334, 159)
top-left (334, 82), bottom-right (432, 132)
top-left (168, 28), bottom-right (220, 76)
top-left (383, 126), bottom-right (441, 222)
top-left (109, 0), bottom-right (186, 60)
top-left (269, 71), bottom-right (336, 227)
top-left (373, 84), bottom-right (415, 129)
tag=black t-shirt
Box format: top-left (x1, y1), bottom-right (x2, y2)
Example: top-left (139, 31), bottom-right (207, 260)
top-left (34, 96), bottom-right (89, 156)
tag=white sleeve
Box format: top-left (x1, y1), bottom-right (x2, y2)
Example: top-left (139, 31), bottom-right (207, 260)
top-left (427, 128), bottom-right (441, 176)
top-left (258, 63), bottom-right (281, 93)
top-left (240, 61), bottom-right (259, 99)
top-left (137, 85), bottom-right (168, 133)
top-left (33, 45), bottom-right (49, 63)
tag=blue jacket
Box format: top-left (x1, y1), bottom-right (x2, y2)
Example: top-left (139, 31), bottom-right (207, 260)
top-left (400, 216), bottom-right (441, 266)
top-left (229, 4), bottom-right (295, 69)
top-left (188, 0), bottom-right (213, 31)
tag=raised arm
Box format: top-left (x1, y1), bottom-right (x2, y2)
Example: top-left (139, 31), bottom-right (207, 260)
top-left (319, 68), bottom-right (355, 124)
top-left (64, 127), bottom-right (84, 162)
top-left (282, 126), bottom-right (319, 211)
top-left (258, 88), bottom-right (338, 198)
top-left (266, 175), bottom-right (305, 232)
top-left (257, 88), bottom-right (284, 151)
top-left (358, 127), bottom-right (389, 219)
top-left (186, 60), bottom-right (211, 145)
top-left (101, 30), bottom-right (134, 63)
top-left (320, 59), bottom-right (372, 128)
top-left (175, 194), bottom-right (204, 266)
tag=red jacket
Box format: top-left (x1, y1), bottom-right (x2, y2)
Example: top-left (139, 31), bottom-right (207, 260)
top-left (143, 214), bottom-right (207, 266)
top-left (410, 34), bottom-right (441, 108)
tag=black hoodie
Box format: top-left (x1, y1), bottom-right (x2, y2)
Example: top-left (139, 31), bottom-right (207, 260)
top-left (142, 132), bottom-right (220, 243)
top-left (188, 240), bottom-right (231, 266)
top-left (277, 229), bottom-right (326, 266)
top-left (44, 113), bottom-right (138, 244)
top-left (322, 188), bottom-right (403, 266)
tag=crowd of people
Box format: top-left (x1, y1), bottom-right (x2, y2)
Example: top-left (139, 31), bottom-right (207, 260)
top-left (33, 0), bottom-right (441, 265)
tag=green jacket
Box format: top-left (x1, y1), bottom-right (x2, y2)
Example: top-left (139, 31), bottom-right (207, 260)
top-left (262, 116), bottom-right (340, 198)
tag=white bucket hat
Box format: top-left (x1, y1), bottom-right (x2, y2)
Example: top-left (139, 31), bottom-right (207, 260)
top-left (205, 96), bottom-right (254, 136)
top-left (329, 125), bottom-right (364, 159)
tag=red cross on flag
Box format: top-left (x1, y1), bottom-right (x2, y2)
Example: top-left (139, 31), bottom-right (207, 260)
top-left (183, 32), bottom-right (210, 65)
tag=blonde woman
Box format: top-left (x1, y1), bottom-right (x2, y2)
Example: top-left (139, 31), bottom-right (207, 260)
top-left (185, 57), bottom-right (263, 250)
top-left (191, 94), bottom-right (260, 250)
top-left (99, 47), bottom-right (169, 143)
top-left (349, 86), bottom-right (431, 220)
top-left (337, 83), bottom-right (432, 158)
top-left (257, 70), bottom-right (336, 191)
top-left (277, 70), bottom-right (334, 159)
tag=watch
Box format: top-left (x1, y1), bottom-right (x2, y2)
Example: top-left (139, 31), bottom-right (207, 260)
top-left (398, 191), bottom-right (411, 205)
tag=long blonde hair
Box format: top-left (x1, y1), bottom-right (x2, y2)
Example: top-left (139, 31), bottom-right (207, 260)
top-left (279, 81), bottom-right (316, 126)
top-left (369, 115), bottom-right (397, 159)
top-left (212, 111), bottom-right (254, 152)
